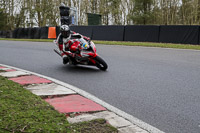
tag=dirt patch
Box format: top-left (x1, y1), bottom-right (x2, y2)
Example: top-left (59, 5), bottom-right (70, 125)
top-left (68, 119), bottom-right (118, 133)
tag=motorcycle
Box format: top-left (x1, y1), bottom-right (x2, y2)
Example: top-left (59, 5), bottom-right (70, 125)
top-left (53, 37), bottom-right (108, 71)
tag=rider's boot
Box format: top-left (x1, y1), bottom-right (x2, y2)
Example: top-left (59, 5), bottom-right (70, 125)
top-left (63, 55), bottom-right (69, 64)
top-left (68, 53), bottom-right (77, 65)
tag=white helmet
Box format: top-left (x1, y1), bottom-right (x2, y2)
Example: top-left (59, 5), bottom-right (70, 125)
top-left (60, 25), bottom-right (70, 38)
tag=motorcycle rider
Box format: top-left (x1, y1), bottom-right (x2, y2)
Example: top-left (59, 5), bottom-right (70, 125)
top-left (57, 25), bottom-right (90, 64)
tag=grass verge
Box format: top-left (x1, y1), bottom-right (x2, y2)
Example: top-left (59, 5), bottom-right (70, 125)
top-left (0, 76), bottom-right (117, 133)
top-left (94, 40), bottom-right (200, 50)
top-left (0, 38), bottom-right (52, 42)
top-left (1, 38), bottom-right (200, 50)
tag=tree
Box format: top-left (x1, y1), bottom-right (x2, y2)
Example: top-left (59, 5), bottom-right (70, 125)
top-left (129, 0), bottom-right (154, 25)
top-left (0, 9), bottom-right (9, 30)
top-left (3, 0), bottom-right (200, 27)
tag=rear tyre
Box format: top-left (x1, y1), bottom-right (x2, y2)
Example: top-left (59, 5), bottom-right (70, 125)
top-left (94, 56), bottom-right (108, 71)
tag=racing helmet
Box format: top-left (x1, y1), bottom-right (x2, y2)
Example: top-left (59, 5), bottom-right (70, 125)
top-left (60, 25), bottom-right (70, 38)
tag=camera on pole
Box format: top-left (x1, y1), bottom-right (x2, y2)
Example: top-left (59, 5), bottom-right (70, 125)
top-left (59, 3), bottom-right (71, 25)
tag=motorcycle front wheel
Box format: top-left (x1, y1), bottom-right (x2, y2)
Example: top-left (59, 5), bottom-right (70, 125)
top-left (93, 56), bottom-right (108, 71)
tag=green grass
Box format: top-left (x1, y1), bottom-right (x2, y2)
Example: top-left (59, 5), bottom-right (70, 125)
top-left (0, 38), bottom-right (52, 42)
top-left (0, 76), bottom-right (117, 133)
top-left (1, 38), bottom-right (200, 50)
top-left (93, 40), bottom-right (200, 50)
top-left (0, 76), bottom-right (70, 132)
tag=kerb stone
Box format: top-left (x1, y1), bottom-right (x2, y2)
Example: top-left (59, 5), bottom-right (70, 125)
top-left (67, 114), bottom-right (99, 124)
top-left (0, 71), bottom-right (30, 78)
top-left (25, 83), bottom-right (76, 96)
top-left (118, 125), bottom-right (149, 133)
top-left (93, 111), bottom-right (117, 119)
top-left (93, 111), bottom-right (132, 128)
top-left (107, 115), bottom-right (132, 128)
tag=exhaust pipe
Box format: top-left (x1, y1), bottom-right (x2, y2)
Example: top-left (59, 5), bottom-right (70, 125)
top-left (54, 49), bottom-right (62, 57)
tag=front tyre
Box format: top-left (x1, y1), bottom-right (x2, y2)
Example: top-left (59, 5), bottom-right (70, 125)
top-left (94, 56), bottom-right (108, 71)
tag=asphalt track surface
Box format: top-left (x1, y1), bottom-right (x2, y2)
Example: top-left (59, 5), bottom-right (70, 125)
top-left (0, 40), bottom-right (200, 133)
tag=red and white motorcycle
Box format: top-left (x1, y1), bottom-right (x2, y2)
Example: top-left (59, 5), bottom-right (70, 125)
top-left (54, 37), bottom-right (108, 71)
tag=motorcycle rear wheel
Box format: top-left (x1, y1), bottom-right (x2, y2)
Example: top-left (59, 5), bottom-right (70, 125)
top-left (94, 56), bottom-right (108, 71)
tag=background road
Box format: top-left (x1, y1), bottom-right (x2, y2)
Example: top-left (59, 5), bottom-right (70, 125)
top-left (0, 40), bottom-right (200, 133)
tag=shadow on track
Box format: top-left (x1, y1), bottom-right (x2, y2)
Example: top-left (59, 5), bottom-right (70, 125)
top-left (58, 65), bottom-right (107, 73)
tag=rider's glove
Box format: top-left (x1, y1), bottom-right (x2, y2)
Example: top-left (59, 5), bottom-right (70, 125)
top-left (84, 36), bottom-right (90, 41)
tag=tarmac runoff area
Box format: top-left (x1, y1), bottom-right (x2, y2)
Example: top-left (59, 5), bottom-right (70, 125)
top-left (0, 64), bottom-right (164, 133)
